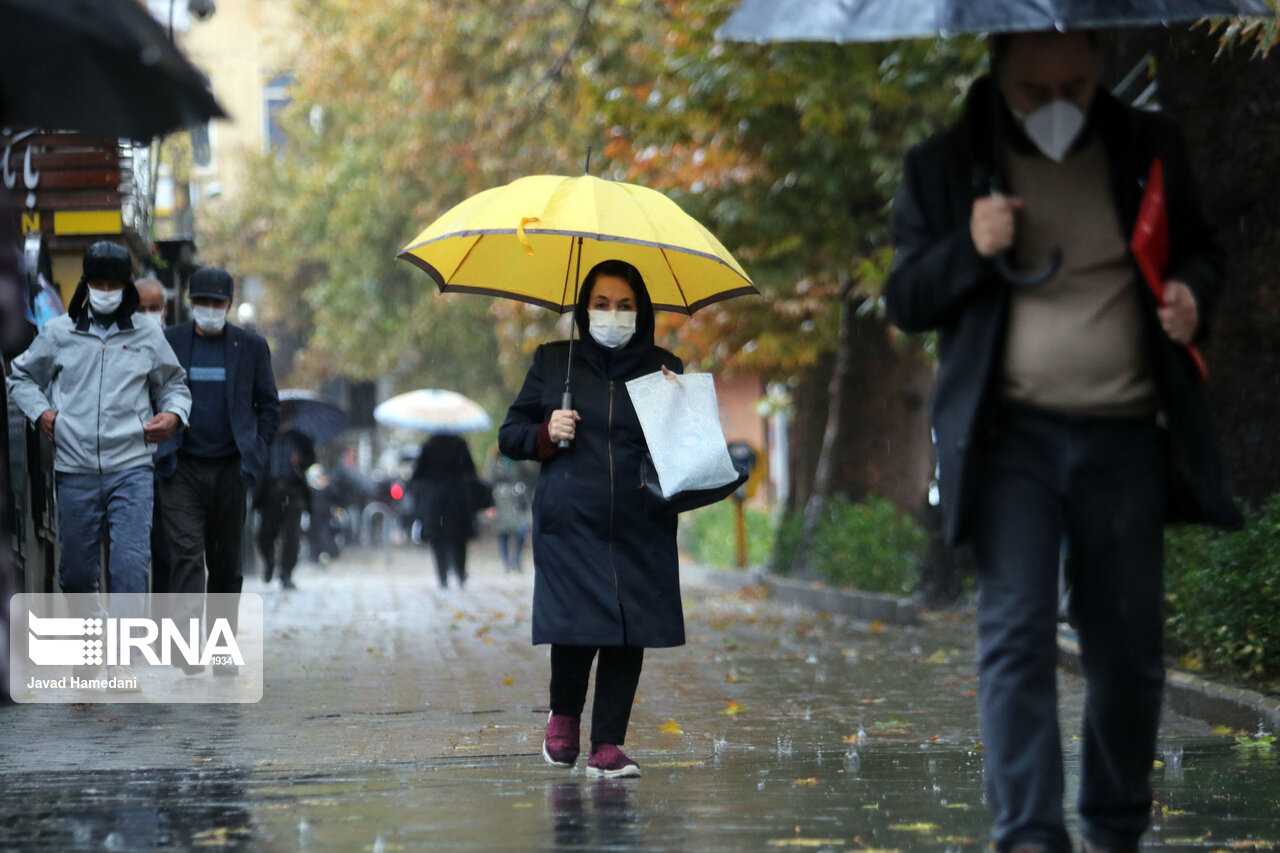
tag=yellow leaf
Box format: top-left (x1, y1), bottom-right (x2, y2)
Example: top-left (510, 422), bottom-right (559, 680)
top-left (842, 733), bottom-right (862, 744)
top-left (869, 620), bottom-right (885, 634)
top-left (501, 677), bottom-right (514, 686)
top-left (888, 823), bottom-right (939, 833)
top-left (720, 700), bottom-right (744, 715)
top-left (921, 649), bottom-right (949, 664)
top-left (726, 673), bottom-right (746, 683)
top-left (658, 719), bottom-right (683, 734)
top-left (766, 840), bottom-right (845, 848)
top-left (794, 777), bottom-right (819, 786)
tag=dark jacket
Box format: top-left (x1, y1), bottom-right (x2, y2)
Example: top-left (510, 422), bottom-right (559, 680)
top-left (885, 77), bottom-right (1241, 545)
top-left (499, 275), bottom-right (684, 648)
top-left (410, 434), bottom-right (478, 543)
top-left (155, 321), bottom-right (281, 488)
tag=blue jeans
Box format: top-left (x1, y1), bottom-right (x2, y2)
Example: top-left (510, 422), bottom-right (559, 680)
top-left (972, 403), bottom-right (1165, 853)
top-left (57, 466), bottom-right (154, 619)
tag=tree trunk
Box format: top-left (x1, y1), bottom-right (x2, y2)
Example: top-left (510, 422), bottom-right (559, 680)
top-left (1144, 30), bottom-right (1280, 505)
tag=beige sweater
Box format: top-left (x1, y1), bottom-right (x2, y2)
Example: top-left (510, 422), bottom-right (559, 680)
top-left (1000, 134), bottom-right (1156, 418)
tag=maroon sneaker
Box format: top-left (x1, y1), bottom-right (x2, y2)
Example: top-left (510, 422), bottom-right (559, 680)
top-left (586, 743), bottom-right (641, 779)
top-left (542, 712), bottom-right (581, 767)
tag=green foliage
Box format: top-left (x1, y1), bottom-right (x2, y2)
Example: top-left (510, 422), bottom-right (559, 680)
top-left (683, 500), bottom-right (776, 568)
top-left (769, 494), bottom-right (927, 594)
top-left (1164, 495), bottom-right (1280, 686)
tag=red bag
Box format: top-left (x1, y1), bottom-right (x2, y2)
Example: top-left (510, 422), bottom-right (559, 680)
top-left (1130, 157), bottom-right (1209, 379)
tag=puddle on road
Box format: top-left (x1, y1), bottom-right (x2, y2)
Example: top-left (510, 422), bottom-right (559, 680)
top-left (1, 739), bottom-right (1278, 851)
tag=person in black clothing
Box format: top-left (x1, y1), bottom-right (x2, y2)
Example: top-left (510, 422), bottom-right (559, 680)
top-left (255, 425), bottom-right (315, 590)
top-left (499, 259), bottom-right (684, 780)
top-left (884, 31), bottom-right (1239, 853)
top-left (155, 266), bottom-right (279, 673)
top-left (410, 433), bottom-right (477, 589)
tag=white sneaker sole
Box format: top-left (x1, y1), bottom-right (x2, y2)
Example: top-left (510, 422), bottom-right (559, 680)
top-left (585, 763), bottom-right (641, 779)
top-left (542, 740), bottom-right (575, 768)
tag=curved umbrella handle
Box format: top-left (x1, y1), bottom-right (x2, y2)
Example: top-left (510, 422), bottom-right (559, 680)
top-left (995, 247), bottom-right (1061, 288)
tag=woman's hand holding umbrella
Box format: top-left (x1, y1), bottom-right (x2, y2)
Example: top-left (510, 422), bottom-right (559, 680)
top-left (548, 409), bottom-right (581, 443)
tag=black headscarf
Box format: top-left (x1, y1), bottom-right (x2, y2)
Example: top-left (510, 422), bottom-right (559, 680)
top-left (571, 260), bottom-right (657, 380)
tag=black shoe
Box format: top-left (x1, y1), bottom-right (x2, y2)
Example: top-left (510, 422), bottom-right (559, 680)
top-left (282, 579), bottom-right (297, 590)
top-left (261, 569), bottom-right (274, 583)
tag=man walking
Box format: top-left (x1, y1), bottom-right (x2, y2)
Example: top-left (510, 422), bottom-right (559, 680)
top-left (885, 30), bottom-right (1240, 853)
top-left (155, 267), bottom-right (279, 674)
top-left (255, 422), bottom-right (314, 590)
top-left (7, 242), bottom-right (191, 684)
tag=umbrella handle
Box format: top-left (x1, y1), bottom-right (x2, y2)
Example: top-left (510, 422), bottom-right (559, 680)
top-left (994, 247), bottom-right (1061, 288)
top-left (558, 391), bottom-right (573, 449)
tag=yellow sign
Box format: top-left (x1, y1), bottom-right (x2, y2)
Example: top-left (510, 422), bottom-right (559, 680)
top-left (20, 212), bottom-right (40, 234)
top-left (54, 210), bottom-right (122, 236)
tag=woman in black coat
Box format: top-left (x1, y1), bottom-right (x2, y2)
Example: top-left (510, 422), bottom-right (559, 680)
top-left (498, 259), bottom-right (683, 779)
top-left (410, 433), bottom-right (477, 589)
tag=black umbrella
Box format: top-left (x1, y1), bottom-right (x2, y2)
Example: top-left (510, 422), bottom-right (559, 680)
top-left (0, 0), bottom-right (226, 141)
top-left (718, 0), bottom-right (1273, 44)
top-left (278, 390), bottom-right (350, 446)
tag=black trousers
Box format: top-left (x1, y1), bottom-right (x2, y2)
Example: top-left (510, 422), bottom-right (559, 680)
top-left (549, 645), bottom-right (644, 747)
top-left (257, 480), bottom-right (305, 583)
top-left (972, 402), bottom-right (1165, 853)
top-left (431, 536), bottom-right (468, 588)
top-left (157, 454), bottom-right (246, 634)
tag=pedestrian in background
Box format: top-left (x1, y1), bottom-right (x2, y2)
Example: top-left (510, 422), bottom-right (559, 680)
top-left (484, 447), bottom-right (537, 574)
top-left (7, 242), bottom-right (191, 685)
top-left (136, 276), bottom-right (173, 594)
top-left (155, 267), bottom-right (279, 670)
top-left (884, 30), bottom-right (1239, 853)
top-left (499, 259), bottom-right (684, 780)
top-left (256, 422), bottom-right (314, 590)
top-left (410, 433), bottom-right (478, 589)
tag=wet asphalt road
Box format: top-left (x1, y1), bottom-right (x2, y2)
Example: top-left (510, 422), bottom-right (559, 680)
top-left (2, 542), bottom-right (1278, 851)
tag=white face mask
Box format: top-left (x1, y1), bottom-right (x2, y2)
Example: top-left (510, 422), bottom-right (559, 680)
top-left (138, 310), bottom-right (165, 330)
top-left (588, 309), bottom-right (637, 349)
top-left (1014, 98), bottom-right (1085, 164)
top-left (88, 288), bottom-right (123, 315)
top-left (192, 305), bottom-right (227, 335)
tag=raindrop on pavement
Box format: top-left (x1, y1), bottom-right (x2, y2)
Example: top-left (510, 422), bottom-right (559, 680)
top-left (714, 735), bottom-right (727, 756)
top-left (372, 835), bottom-right (387, 853)
top-left (103, 833), bottom-right (126, 851)
top-left (298, 818), bottom-right (312, 846)
top-left (776, 734), bottom-right (793, 759)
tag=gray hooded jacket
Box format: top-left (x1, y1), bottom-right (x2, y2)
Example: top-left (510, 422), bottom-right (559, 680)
top-left (8, 314), bottom-right (192, 475)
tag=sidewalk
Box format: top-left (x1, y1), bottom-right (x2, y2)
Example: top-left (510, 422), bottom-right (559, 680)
top-left (0, 543), bottom-right (1276, 851)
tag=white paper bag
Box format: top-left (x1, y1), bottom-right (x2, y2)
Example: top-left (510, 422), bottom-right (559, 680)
top-left (625, 371), bottom-right (739, 499)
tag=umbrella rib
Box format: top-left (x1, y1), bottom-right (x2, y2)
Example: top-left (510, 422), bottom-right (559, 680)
top-left (656, 247), bottom-right (691, 312)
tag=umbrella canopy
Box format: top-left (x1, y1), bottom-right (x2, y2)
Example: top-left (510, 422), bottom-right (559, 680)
top-left (718, 0), bottom-right (1273, 43)
top-left (0, 0), bottom-right (226, 141)
top-left (373, 390), bottom-right (492, 434)
top-left (396, 174), bottom-right (756, 315)
top-left (278, 390), bottom-right (350, 445)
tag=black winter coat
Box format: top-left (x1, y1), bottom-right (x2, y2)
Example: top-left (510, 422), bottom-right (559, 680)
top-left (498, 277), bottom-right (684, 648)
top-left (885, 77), bottom-right (1241, 545)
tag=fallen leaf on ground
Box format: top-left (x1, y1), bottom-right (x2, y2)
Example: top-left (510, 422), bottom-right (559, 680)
top-left (766, 839), bottom-right (844, 848)
top-left (869, 620), bottom-right (885, 634)
top-left (658, 720), bottom-right (683, 734)
top-left (888, 823), bottom-right (939, 833)
top-left (501, 677), bottom-right (514, 686)
top-left (794, 777), bottom-right (819, 786)
top-left (720, 700), bottom-right (744, 716)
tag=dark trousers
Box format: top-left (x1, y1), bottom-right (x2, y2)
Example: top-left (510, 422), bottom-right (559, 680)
top-left (432, 536), bottom-right (468, 588)
top-left (257, 480), bottom-right (305, 583)
top-left (972, 403), bottom-right (1165, 853)
top-left (157, 454), bottom-right (246, 634)
top-left (549, 645), bottom-right (644, 747)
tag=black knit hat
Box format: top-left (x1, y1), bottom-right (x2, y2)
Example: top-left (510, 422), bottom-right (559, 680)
top-left (189, 267), bottom-right (234, 301)
top-left (82, 242), bottom-right (133, 284)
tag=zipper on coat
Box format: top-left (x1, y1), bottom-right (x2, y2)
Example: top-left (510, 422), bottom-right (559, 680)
top-left (607, 380), bottom-right (623, 634)
top-left (97, 339), bottom-right (106, 474)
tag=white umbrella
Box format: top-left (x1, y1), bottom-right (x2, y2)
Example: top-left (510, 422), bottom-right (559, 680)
top-left (373, 389), bottom-right (491, 434)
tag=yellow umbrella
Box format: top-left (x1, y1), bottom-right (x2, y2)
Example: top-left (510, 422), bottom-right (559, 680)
top-left (396, 174), bottom-right (755, 314)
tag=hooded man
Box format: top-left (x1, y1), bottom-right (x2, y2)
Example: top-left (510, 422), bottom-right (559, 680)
top-left (7, 241), bottom-right (191, 683)
top-left (155, 266), bottom-right (279, 674)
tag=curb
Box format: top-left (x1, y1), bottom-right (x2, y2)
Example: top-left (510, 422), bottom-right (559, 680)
top-left (688, 565), bottom-right (919, 626)
top-left (689, 565), bottom-right (1280, 731)
top-left (1058, 628), bottom-right (1280, 732)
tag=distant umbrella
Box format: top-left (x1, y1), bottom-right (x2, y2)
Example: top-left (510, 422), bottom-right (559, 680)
top-left (0, 0), bottom-right (226, 141)
top-left (278, 390), bottom-right (349, 445)
top-left (373, 390), bottom-right (491, 434)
